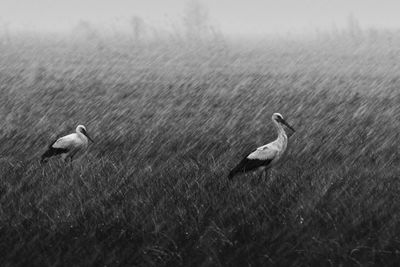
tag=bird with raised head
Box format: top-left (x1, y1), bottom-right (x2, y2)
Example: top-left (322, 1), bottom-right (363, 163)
top-left (228, 113), bottom-right (295, 180)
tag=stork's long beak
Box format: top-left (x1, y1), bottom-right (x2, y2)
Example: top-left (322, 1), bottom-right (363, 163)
top-left (87, 134), bottom-right (95, 143)
top-left (282, 119), bottom-right (295, 132)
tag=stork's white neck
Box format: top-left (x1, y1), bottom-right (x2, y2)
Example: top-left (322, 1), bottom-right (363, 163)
top-left (76, 129), bottom-right (88, 142)
top-left (273, 120), bottom-right (288, 148)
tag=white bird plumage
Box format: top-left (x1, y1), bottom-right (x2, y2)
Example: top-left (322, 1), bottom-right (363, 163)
top-left (228, 113), bottom-right (295, 179)
top-left (41, 125), bottom-right (94, 163)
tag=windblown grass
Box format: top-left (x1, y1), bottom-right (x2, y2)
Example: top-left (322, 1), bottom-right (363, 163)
top-left (0, 35), bottom-right (400, 266)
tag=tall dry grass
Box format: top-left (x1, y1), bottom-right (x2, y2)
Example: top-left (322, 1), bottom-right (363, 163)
top-left (0, 34), bottom-right (399, 266)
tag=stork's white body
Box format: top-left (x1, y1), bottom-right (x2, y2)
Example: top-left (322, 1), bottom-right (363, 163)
top-left (228, 113), bottom-right (294, 179)
top-left (247, 125), bottom-right (288, 166)
top-left (52, 132), bottom-right (89, 160)
top-left (41, 125), bottom-right (93, 163)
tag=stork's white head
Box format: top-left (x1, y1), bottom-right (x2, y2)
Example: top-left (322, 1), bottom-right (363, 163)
top-left (272, 113), bottom-right (295, 132)
top-left (76, 125), bottom-right (86, 133)
top-left (76, 125), bottom-right (94, 143)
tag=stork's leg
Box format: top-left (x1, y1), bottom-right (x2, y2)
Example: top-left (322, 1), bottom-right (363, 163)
top-left (271, 168), bottom-right (276, 180)
top-left (65, 156), bottom-right (74, 171)
top-left (258, 167), bottom-right (267, 183)
top-left (264, 169), bottom-right (269, 181)
top-left (66, 151), bottom-right (76, 164)
top-left (266, 168), bottom-right (277, 186)
top-left (63, 154), bottom-right (74, 167)
top-left (69, 155), bottom-right (75, 167)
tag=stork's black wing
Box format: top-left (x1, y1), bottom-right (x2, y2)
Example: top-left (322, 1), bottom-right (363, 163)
top-left (228, 156), bottom-right (272, 179)
top-left (40, 139), bottom-right (69, 163)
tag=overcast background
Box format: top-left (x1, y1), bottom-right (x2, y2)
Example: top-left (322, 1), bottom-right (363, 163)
top-left (0, 0), bottom-right (399, 36)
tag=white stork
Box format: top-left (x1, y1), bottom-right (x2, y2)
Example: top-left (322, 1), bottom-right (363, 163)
top-left (228, 113), bottom-right (295, 180)
top-left (41, 125), bottom-right (94, 163)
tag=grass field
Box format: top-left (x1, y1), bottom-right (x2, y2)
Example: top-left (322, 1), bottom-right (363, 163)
top-left (0, 34), bottom-right (400, 266)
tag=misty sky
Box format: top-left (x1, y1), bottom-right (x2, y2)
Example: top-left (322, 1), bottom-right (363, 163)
top-left (1, 0), bottom-right (399, 35)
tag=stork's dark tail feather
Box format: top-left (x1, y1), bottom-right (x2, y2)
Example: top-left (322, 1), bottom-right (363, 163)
top-left (40, 153), bottom-right (48, 164)
top-left (228, 165), bottom-right (241, 180)
top-left (228, 158), bottom-right (247, 180)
